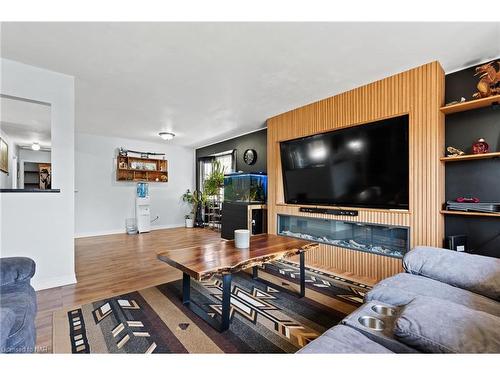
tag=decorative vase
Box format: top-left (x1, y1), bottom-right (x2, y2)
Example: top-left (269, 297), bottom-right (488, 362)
top-left (185, 218), bottom-right (194, 228)
top-left (472, 138), bottom-right (489, 154)
top-left (234, 229), bottom-right (250, 249)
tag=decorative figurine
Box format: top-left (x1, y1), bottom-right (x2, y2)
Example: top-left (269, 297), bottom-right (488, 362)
top-left (472, 138), bottom-right (489, 154)
top-left (445, 97), bottom-right (467, 106)
top-left (194, 191), bottom-right (205, 228)
top-left (446, 146), bottom-right (465, 157)
top-left (472, 60), bottom-right (500, 99)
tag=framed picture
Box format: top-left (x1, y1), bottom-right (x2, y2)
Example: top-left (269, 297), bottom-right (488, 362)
top-left (0, 137), bottom-right (8, 174)
top-left (39, 163), bottom-right (52, 189)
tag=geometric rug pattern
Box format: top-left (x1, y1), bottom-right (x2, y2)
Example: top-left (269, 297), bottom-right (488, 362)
top-left (262, 260), bottom-right (371, 304)
top-left (52, 261), bottom-right (370, 353)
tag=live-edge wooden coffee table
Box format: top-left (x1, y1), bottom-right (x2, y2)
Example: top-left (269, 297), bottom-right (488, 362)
top-left (157, 234), bottom-right (318, 332)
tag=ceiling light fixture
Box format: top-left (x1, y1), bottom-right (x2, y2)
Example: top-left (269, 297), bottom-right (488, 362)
top-left (159, 132), bottom-right (175, 140)
top-left (31, 142), bottom-right (41, 151)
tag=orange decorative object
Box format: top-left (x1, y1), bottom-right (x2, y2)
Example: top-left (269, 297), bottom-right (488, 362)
top-left (473, 61), bottom-right (500, 99)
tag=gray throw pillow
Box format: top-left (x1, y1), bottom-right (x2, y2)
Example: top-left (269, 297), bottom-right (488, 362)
top-left (394, 296), bottom-right (500, 353)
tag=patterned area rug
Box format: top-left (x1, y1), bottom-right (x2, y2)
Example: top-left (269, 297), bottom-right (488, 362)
top-left (52, 262), bottom-right (370, 353)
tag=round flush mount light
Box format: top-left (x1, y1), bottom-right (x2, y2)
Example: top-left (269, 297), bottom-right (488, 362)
top-left (159, 132), bottom-right (175, 140)
top-left (31, 142), bottom-right (40, 151)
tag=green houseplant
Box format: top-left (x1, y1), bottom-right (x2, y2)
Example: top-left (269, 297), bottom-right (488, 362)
top-left (203, 160), bottom-right (225, 197)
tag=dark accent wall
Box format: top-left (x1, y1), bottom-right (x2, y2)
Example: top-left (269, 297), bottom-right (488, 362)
top-left (195, 128), bottom-right (267, 188)
top-left (444, 60), bottom-right (500, 258)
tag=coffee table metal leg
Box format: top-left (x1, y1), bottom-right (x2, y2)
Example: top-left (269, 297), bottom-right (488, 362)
top-left (181, 272), bottom-right (231, 332)
top-left (182, 272), bottom-right (191, 304)
top-left (252, 266), bottom-right (258, 279)
top-left (299, 251), bottom-right (306, 298)
top-left (220, 273), bottom-right (232, 331)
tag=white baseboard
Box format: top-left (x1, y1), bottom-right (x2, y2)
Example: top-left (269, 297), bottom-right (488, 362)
top-left (32, 273), bottom-right (77, 291)
top-left (74, 223), bottom-right (185, 239)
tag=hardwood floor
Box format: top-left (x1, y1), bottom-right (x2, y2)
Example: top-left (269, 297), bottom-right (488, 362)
top-left (35, 227), bottom-right (222, 353)
top-left (35, 227), bottom-right (375, 353)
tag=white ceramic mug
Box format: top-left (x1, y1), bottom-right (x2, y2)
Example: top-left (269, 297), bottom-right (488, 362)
top-left (234, 229), bottom-right (250, 249)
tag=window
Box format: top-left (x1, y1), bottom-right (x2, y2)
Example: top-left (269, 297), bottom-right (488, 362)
top-left (198, 150), bottom-right (235, 191)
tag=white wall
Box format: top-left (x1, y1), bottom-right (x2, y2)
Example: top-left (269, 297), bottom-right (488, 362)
top-left (18, 148), bottom-right (51, 163)
top-left (0, 58), bottom-right (75, 291)
top-left (75, 133), bottom-right (194, 237)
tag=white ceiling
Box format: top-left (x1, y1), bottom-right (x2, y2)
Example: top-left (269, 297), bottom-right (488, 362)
top-left (1, 22), bottom-right (499, 148)
top-left (0, 96), bottom-right (51, 148)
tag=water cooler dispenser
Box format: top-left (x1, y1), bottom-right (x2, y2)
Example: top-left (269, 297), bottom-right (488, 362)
top-left (136, 182), bottom-right (151, 233)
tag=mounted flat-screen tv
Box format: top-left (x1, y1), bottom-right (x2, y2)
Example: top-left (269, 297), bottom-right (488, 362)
top-left (280, 115), bottom-right (409, 209)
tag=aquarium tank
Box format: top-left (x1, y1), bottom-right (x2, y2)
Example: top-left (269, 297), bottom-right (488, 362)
top-left (223, 173), bottom-right (267, 203)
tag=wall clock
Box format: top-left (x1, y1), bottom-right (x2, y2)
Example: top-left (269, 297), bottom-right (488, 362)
top-left (243, 149), bottom-right (257, 165)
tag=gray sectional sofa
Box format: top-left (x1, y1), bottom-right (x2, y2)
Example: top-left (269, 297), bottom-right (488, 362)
top-left (299, 246), bottom-right (500, 354)
top-left (0, 257), bottom-right (37, 353)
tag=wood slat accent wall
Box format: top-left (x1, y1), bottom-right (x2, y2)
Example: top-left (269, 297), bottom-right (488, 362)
top-left (267, 62), bottom-right (445, 282)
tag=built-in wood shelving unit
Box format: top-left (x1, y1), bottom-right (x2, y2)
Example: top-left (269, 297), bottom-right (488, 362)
top-left (116, 156), bottom-right (168, 182)
top-left (440, 94), bottom-right (500, 115)
top-left (440, 151), bottom-right (500, 162)
top-left (441, 95), bottom-right (500, 221)
top-left (441, 210), bottom-right (500, 218)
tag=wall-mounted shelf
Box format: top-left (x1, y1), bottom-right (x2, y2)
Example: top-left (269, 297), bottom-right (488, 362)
top-left (441, 210), bottom-right (500, 218)
top-left (440, 151), bottom-right (500, 162)
top-left (440, 94), bottom-right (500, 115)
top-left (116, 156), bottom-right (168, 182)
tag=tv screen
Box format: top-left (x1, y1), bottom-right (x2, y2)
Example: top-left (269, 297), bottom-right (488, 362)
top-left (280, 115), bottom-right (409, 209)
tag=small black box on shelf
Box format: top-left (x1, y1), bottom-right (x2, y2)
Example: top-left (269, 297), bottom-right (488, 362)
top-left (446, 235), bottom-right (467, 252)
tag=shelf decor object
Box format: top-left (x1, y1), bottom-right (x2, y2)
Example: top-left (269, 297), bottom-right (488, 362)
top-left (472, 138), bottom-right (489, 154)
top-left (472, 60), bottom-right (500, 99)
top-left (446, 146), bottom-right (465, 157)
top-left (116, 155), bottom-right (168, 182)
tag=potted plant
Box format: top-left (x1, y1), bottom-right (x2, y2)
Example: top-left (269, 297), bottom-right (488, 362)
top-left (181, 189), bottom-right (196, 228)
top-left (182, 189), bottom-right (207, 228)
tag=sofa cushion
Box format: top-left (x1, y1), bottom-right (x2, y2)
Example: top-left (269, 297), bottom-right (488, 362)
top-left (297, 325), bottom-right (393, 354)
top-left (404, 246), bottom-right (500, 301)
top-left (394, 296), bottom-right (500, 353)
top-left (2, 314), bottom-right (36, 353)
top-left (365, 273), bottom-right (500, 317)
top-left (0, 307), bottom-right (16, 346)
top-left (0, 281), bottom-right (37, 352)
